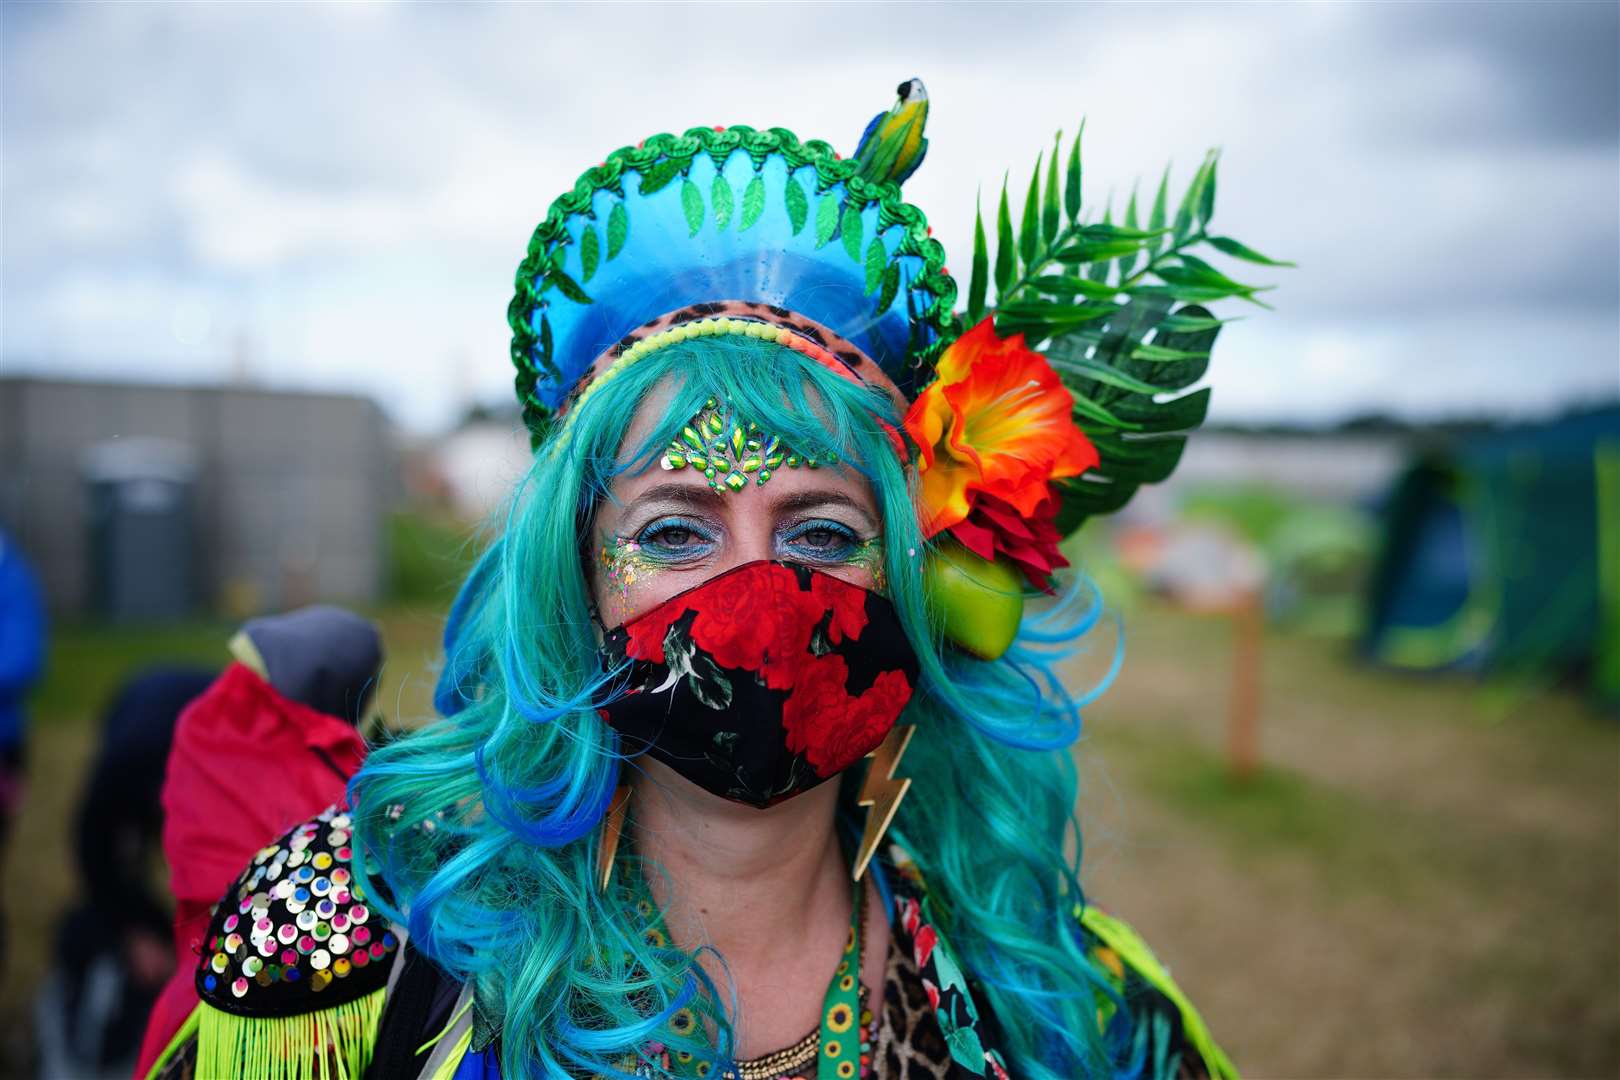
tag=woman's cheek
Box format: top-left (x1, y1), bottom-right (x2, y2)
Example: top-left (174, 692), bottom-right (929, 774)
top-left (595, 537), bottom-right (690, 626)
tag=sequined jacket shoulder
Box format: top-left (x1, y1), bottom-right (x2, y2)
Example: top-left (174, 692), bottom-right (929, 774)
top-left (142, 806), bottom-right (404, 1080)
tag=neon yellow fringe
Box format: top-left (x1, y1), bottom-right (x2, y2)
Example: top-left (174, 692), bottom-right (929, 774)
top-left (144, 1003), bottom-right (204, 1080)
top-left (194, 989), bottom-right (386, 1080)
top-left (1079, 905), bottom-right (1240, 1080)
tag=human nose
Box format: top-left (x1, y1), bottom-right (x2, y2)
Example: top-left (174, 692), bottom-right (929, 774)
top-left (715, 512), bottom-right (776, 571)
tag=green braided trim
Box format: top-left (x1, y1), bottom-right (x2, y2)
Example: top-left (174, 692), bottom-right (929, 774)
top-left (507, 124), bottom-right (957, 442)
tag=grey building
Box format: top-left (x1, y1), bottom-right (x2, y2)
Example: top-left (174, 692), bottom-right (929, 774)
top-left (0, 376), bottom-right (394, 618)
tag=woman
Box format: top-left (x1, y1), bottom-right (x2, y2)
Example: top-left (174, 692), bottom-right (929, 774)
top-left (146, 83), bottom-right (1276, 1079)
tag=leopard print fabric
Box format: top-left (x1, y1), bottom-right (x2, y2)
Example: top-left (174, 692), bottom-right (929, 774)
top-left (871, 930), bottom-right (957, 1080)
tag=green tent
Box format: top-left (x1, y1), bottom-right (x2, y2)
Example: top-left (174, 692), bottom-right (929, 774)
top-left (1361, 406), bottom-right (1620, 707)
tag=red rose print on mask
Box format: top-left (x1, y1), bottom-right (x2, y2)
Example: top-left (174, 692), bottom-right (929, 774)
top-left (782, 653), bottom-right (912, 777)
top-left (625, 563), bottom-right (827, 689)
top-left (600, 561), bottom-right (919, 808)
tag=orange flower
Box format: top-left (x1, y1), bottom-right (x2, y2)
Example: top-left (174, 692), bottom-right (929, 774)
top-left (904, 318), bottom-right (1098, 537)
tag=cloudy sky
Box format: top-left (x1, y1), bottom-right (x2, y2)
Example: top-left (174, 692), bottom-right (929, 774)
top-left (3, 1), bottom-right (1616, 432)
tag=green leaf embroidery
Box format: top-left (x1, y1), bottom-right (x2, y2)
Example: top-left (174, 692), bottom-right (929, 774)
top-left (994, 177), bottom-right (1015, 297)
top-left (814, 193), bottom-right (840, 249)
top-left (967, 197), bottom-right (989, 325)
top-left (579, 226), bottom-right (600, 284)
top-left (1019, 154), bottom-right (1041, 269)
top-left (784, 175), bottom-right (809, 235)
top-left (864, 237), bottom-right (887, 296)
top-left (877, 263), bottom-right (901, 312)
top-left (638, 159), bottom-right (681, 196)
top-left (711, 175), bottom-right (734, 230)
top-left (548, 267), bottom-right (592, 305)
top-left (1206, 235), bottom-right (1296, 267)
top-left (1064, 120), bottom-right (1084, 222)
top-left (740, 174), bottom-right (767, 231)
top-left (606, 203), bottom-right (629, 260)
top-left (841, 203), bottom-right (864, 262)
top-left (539, 311), bottom-right (553, 359)
top-left (681, 178), bottom-right (704, 236)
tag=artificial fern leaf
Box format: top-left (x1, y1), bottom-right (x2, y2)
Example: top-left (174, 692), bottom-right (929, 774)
top-left (1019, 154), bottom-right (1041, 268)
top-left (1043, 134), bottom-right (1062, 244)
top-left (968, 198), bottom-right (989, 324)
top-left (994, 177), bottom-right (1015, 297)
top-left (1065, 121), bottom-right (1083, 222)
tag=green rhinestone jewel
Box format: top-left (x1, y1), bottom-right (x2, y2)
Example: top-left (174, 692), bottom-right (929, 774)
top-left (659, 398), bottom-right (835, 493)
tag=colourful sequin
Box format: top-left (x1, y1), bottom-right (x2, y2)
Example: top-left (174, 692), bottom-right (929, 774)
top-left (195, 803), bottom-right (397, 1008)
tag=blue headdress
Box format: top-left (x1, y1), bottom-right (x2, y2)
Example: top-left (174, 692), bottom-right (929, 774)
top-left (505, 80), bottom-right (1286, 655)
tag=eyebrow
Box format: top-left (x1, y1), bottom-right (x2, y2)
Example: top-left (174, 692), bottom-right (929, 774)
top-left (621, 483), bottom-right (877, 525)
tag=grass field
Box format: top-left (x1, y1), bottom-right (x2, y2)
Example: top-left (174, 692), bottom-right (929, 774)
top-left (3, 587), bottom-right (1615, 1077)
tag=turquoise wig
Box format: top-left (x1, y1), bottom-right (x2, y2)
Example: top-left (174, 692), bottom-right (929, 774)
top-left (349, 334), bottom-right (1130, 1079)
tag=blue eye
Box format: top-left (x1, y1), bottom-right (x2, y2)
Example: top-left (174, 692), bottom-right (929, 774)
top-left (778, 519), bottom-right (862, 562)
top-left (635, 516), bottom-right (716, 559)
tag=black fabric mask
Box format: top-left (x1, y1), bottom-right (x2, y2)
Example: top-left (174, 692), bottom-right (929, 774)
top-left (597, 560), bottom-right (919, 808)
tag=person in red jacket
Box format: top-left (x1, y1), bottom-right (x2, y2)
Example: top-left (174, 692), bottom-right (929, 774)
top-left (133, 606), bottom-right (380, 1078)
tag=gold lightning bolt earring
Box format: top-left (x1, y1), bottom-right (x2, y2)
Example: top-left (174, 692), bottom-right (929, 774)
top-left (853, 724), bottom-right (915, 881)
top-left (597, 784), bottom-right (632, 892)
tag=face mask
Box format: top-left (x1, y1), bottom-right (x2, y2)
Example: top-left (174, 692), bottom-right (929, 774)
top-left (597, 560), bottom-right (919, 808)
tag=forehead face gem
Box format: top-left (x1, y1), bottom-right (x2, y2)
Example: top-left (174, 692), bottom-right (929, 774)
top-left (659, 397), bottom-right (831, 492)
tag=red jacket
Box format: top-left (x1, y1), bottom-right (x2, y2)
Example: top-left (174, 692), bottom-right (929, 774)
top-left (133, 662), bottom-right (366, 1077)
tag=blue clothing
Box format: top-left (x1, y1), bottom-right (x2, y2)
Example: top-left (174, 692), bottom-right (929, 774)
top-left (0, 535), bottom-right (46, 749)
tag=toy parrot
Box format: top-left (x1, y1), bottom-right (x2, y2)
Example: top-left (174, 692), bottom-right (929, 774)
top-left (853, 77), bottom-right (930, 186)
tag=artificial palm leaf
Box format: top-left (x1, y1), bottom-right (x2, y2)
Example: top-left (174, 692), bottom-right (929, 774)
top-left (971, 127), bottom-right (1292, 532)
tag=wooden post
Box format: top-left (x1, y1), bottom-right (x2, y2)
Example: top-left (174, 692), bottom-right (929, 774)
top-left (1228, 587), bottom-right (1263, 781)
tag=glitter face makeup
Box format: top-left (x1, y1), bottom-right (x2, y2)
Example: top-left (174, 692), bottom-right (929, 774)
top-left (659, 397), bottom-right (836, 492)
top-left (597, 535), bottom-right (664, 615)
top-left (845, 537), bottom-right (888, 594)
